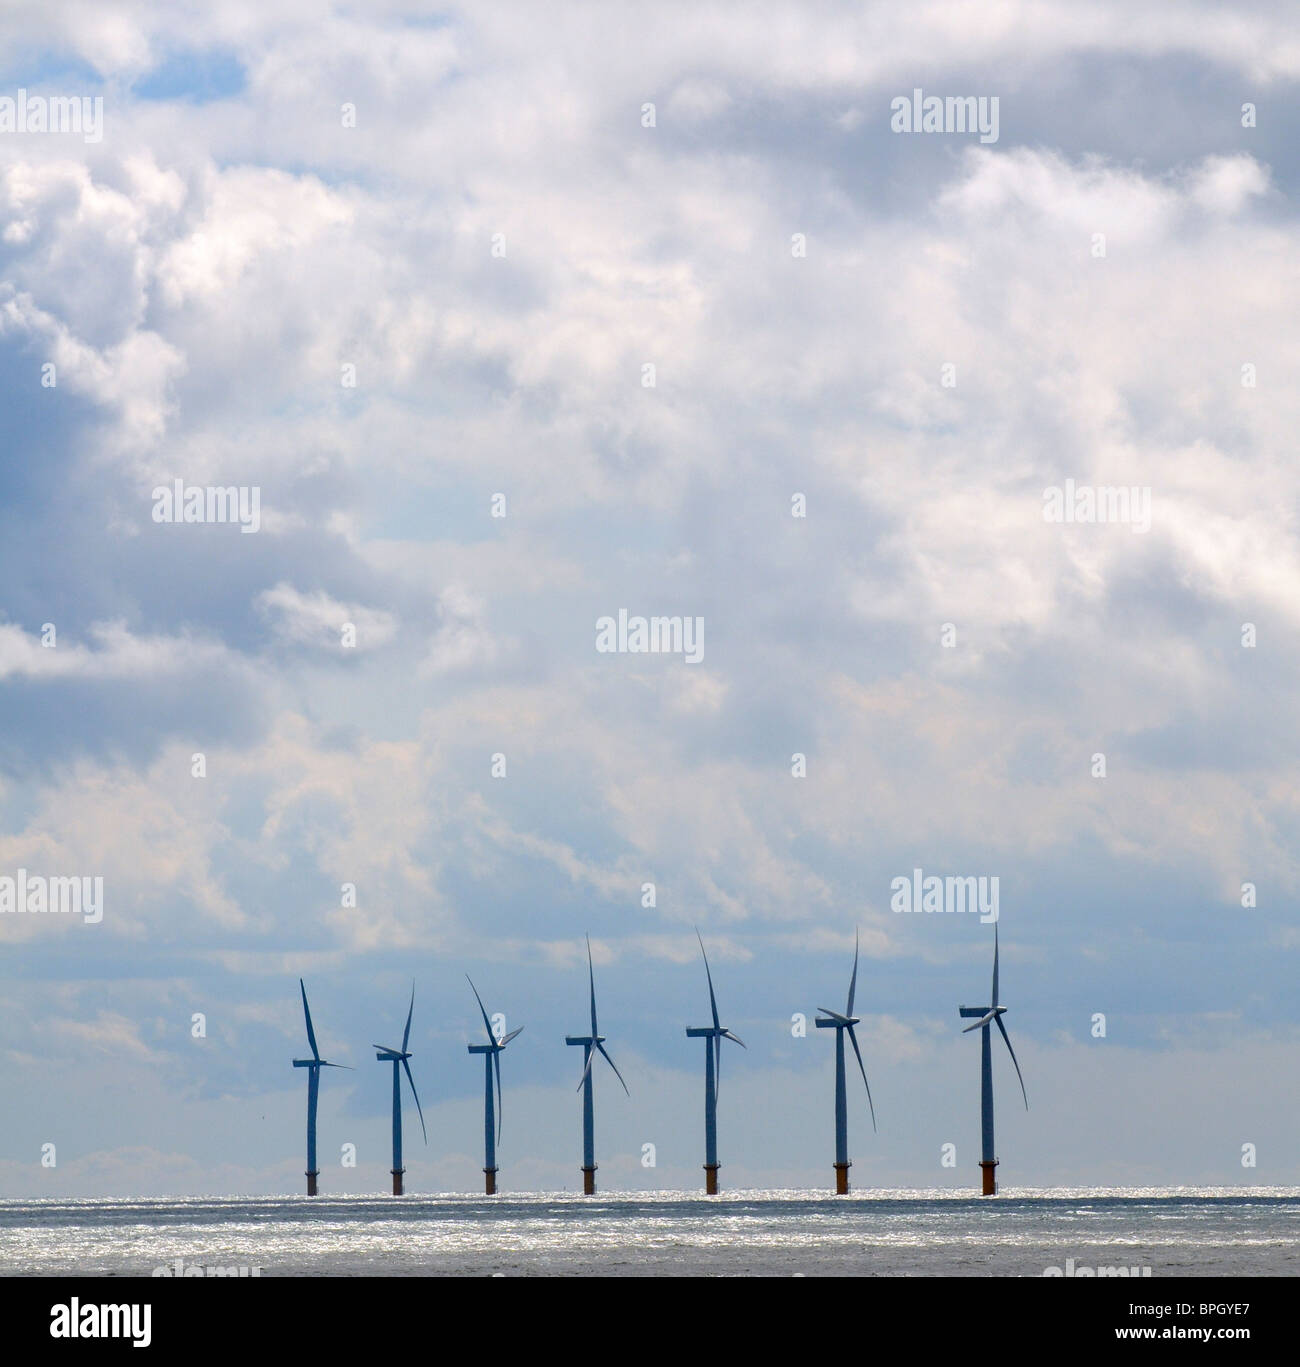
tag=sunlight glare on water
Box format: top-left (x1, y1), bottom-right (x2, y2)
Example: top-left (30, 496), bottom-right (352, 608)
top-left (1, 1188), bottom-right (1297, 1276)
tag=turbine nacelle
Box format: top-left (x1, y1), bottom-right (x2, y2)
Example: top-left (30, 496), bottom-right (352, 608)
top-left (686, 1025), bottom-right (745, 1042)
top-left (959, 1005), bottom-right (1007, 1033)
top-left (467, 1029), bottom-right (523, 1054)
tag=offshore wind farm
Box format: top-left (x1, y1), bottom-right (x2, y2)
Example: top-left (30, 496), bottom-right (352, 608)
top-left (3, 909), bottom-right (1290, 1285)
top-left (6, 919), bottom-right (1298, 1280)
top-left (92, 925), bottom-right (1278, 1278)
top-left (277, 928), bottom-right (1017, 1201)
top-left (0, 913), bottom-right (1297, 1284)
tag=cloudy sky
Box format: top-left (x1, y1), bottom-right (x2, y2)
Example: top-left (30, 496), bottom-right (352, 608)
top-left (1, 1), bottom-right (1299, 1197)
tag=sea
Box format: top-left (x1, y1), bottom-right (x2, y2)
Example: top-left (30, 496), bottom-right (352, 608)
top-left (2, 1188), bottom-right (1297, 1276)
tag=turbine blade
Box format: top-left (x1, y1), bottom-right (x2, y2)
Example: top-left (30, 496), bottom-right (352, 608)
top-left (402, 1056), bottom-right (427, 1143)
top-left (586, 934), bottom-right (598, 1037)
top-left (319, 1061), bottom-right (353, 1069)
top-left (846, 1024), bottom-right (876, 1132)
top-left (300, 979), bottom-right (320, 1061)
top-left (996, 1014), bottom-right (1028, 1110)
top-left (597, 1041), bottom-right (630, 1096)
top-left (991, 923), bottom-right (1000, 1008)
top-left (466, 975), bottom-right (495, 1043)
top-left (722, 1029), bottom-right (747, 1049)
top-left (402, 983), bottom-right (415, 1053)
top-left (962, 1011), bottom-right (997, 1033)
top-left (697, 927), bottom-right (720, 1032)
top-left (576, 1044), bottom-right (597, 1091)
top-left (817, 1006), bottom-right (851, 1025)
top-left (493, 1049), bottom-right (504, 1145)
top-left (847, 927), bottom-right (860, 1016)
top-left (500, 1027), bottom-right (524, 1045)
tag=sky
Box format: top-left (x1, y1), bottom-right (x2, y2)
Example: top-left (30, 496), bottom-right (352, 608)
top-left (1, 1), bottom-right (1299, 1197)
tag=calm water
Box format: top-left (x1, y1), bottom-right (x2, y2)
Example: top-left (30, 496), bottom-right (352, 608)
top-left (2, 1189), bottom-right (1296, 1276)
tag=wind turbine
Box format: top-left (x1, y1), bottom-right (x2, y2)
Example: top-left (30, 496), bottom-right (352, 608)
top-left (292, 979), bottom-right (351, 1196)
top-left (685, 929), bottom-right (745, 1194)
top-left (565, 935), bottom-right (629, 1194)
top-left (815, 929), bottom-right (876, 1194)
top-left (374, 983), bottom-right (427, 1195)
top-left (959, 922), bottom-right (1028, 1195)
top-left (466, 976), bottom-right (523, 1195)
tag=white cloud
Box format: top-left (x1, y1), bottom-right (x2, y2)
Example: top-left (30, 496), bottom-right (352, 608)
top-left (0, 620), bottom-right (233, 680)
top-left (256, 583), bottom-right (398, 650)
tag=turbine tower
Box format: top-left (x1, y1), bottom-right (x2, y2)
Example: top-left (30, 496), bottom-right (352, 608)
top-left (814, 929), bottom-right (876, 1194)
top-left (958, 923), bottom-right (1028, 1195)
top-left (685, 929), bottom-right (745, 1194)
top-left (565, 935), bottom-right (628, 1194)
top-left (292, 979), bottom-right (350, 1196)
top-left (373, 983), bottom-right (427, 1195)
top-left (466, 976), bottom-right (523, 1195)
